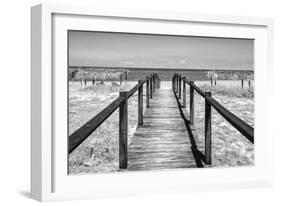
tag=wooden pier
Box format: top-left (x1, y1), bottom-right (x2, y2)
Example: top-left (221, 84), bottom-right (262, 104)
top-left (69, 72), bottom-right (254, 171)
top-left (128, 89), bottom-right (205, 170)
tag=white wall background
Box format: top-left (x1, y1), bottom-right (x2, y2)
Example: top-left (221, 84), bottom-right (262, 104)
top-left (0, 0), bottom-right (280, 205)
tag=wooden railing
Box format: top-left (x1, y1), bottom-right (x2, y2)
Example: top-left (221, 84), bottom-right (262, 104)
top-left (68, 73), bottom-right (160, 169)
top-left (172, 73), bottom-right (254, 165)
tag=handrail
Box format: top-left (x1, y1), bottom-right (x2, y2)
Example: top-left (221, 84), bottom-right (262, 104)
top-left (187, 80), bottom-right (206, 98)
top-left (127, 80), bottom-right (146, 98)
top-left (174, 73), bottom-right (254, 143)
top-left (172, 73), bottom-right (254, 165)
top-left (68, 96), bottom-right (125, 154)
top-left (68, 73), bottom-right (160, 169)
top-left (206, 96), bottom-right (254, 143)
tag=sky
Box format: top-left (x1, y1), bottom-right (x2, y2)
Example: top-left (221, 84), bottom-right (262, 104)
top-left (68, 31), bottom-right (254, 70)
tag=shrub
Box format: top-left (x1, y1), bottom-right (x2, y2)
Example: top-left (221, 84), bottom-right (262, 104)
top-left (197, 81), bottom-right (254, 98)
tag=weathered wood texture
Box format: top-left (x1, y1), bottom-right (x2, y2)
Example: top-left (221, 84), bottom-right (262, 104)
top-left (205, 92), bottom-right (212, 165)
top-left (119, 91), bottom-right (128, 169)
top-left (128, 89), bottom-right (205, 171)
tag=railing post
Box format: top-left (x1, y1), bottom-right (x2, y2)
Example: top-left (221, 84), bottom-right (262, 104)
top-left (119, 91), bottom-right (128, 169)
top-left (150, 76), bottom-right (153, 99)
top-left (172, 76), bottom-right (175, 91)
top-left (155, 74), bottom-right (159, 89)
top-left (176, 75), bottom-right (179, 93)
top-left (120, 74), bottom-right (122, 85)
top-left (183, 77), bottom-right (186, 108)
top-left (152, 74), bottom-right (156, 93)
top-left (179, 75), bottom-right (182, 99)
top-left (154, 74), bottom-right (158, 91)
top-left (124, 70), bottom-right (128, 82)
top-left (190, 81), bottom-right (194, 125)
top-left (174, 75), bottom-right (177, 93)
top-left (178, 75), bottom-right (180, 95)
top-left (156, 75), bottom-right (159, 89)
top-left (146, 77), bottom-right (150, 108)
top-left (138, 80), bottom-right (143, 126)
top-left (205, 92), bottom-right (212, 165)
top-left (172, 76), bottom-right (174, 91)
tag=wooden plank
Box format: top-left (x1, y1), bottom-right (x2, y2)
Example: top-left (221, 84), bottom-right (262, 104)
top-left (128, 88), bottom-right (205, 171)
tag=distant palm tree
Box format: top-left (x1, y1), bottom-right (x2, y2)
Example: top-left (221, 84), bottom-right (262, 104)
top-left (207, 71), bottom-right (218, 86)
top-left (76, 70), bottom-right (125, 87)
top-left (230, 73), bottom-right (239, 80)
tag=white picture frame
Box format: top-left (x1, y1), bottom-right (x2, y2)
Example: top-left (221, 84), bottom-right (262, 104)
top-left (31, 3), bottom-right (274, 202)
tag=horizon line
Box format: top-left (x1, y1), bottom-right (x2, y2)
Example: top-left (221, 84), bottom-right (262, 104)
top-left (68, 65), bottom-right (254, 72)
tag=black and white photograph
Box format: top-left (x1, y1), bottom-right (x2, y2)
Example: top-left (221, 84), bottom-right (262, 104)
top-left (68, 31), bottom-right (254, 174)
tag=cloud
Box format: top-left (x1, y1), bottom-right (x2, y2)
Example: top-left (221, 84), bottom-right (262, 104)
top-left (118, 60), bottom-right (153, 66)
top-left (179, 59), bottom-right (187, 64)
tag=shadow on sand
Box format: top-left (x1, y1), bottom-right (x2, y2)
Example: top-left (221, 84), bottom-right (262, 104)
top-left (173, 90), bottom-right (206, 168)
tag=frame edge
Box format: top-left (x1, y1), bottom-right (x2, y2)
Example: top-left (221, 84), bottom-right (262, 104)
top-left (31, 4), bottom-right (43, 201)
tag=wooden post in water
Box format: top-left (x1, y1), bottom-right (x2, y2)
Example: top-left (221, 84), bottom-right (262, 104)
top-left (248, 80), bottom-right (251, 87)
top-left (190, 81), bottom-right (194, 125)
top-left (241, 79), bottom-right (244, 89)
top-left (183, 77), bottom-right (186, 108)
top-left (138, 80), bottom-right (143, 126)
top-left (119, 91), bottom-right (128, 169)
top-left (179, 75), bottom-right (182, 99)
top-left (205, 91), bottom-right (212, 165)
top-left (146, 77), bottom-right (150, 108)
